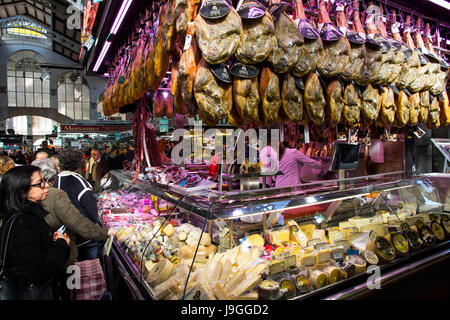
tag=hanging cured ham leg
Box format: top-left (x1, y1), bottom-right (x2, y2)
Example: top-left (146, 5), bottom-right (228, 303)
top-left (316, 0), bottom-right (351, 78)
top-left (292, 0), bottom-right (323, 78)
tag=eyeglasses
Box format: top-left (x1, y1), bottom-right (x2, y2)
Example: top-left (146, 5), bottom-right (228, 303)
top-left (30, 179), bottom-right (48, 189)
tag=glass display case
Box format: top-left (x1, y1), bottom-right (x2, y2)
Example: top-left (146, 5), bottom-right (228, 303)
top-left (98, 170), bottom-right (450, 300)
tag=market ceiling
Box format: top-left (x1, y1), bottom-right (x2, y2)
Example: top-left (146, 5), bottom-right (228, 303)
top-left (86, 0), bottom-right (450, 75)
top-left (0, 0), bottom-right (82, 62)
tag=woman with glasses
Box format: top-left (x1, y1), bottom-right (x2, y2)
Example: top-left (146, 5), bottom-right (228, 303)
top-left (0, 165), bottom-right (70, 300)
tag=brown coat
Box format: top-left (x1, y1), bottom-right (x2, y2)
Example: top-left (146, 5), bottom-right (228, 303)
top-left (42, 188), bottom-right (108, 267)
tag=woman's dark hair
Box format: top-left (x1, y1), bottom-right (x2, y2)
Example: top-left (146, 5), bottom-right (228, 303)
top-left (0, 165), bottom-right (40, 219)
top-left (58, 147), bottom-right (85, 171)
top-left (278, 141), bottom-right (290, 161)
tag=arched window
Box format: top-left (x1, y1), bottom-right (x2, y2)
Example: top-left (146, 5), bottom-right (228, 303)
top-left (57, 72), bottom-right (90, 120)
top-left (7, 50), bottom-right (50, 108)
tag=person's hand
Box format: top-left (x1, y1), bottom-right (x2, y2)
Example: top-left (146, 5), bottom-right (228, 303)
top-left (107, 228), bottom-right (117, 237)
top-left (54, 231), bottom-right (70, 246)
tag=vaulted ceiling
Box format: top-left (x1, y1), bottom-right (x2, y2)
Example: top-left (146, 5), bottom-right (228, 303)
top-left (0, 0), bottom-right (82, 62)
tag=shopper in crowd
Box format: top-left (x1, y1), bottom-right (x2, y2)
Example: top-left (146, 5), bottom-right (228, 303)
top-left (35, 150), bottom-right (49, 161)
top-left (0, 155), bottom-right (15, 178)
top-left (24, 152), bottom-right (33, 164)
top-left (125, 144), bottom-right (134, 162)
top-left (86, 148), bottom-right (109, 192)
top-left (274, 140), bottom-right (325, 188)
top-left (13, 151), bottom-right (27, 165)
top-left (107, 146), bottom-right (122, 170)
top-left (54, 148), bottom-right (102, 261)
top-left (0, 166), bottom-right (70, 300)
top-left (32, 158), bottom-right (115, 299)
top-left (50, 155), bottom-right (61, 173)
top-left (36, 141), bottom-right (54, 157)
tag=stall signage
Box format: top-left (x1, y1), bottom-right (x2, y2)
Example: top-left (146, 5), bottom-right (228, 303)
top-left (61, 125), bottom-right (132, 133)
top-left (71, 141), bottom-right (80, 148)
top-left (159, 119), bottom-right (169, 133)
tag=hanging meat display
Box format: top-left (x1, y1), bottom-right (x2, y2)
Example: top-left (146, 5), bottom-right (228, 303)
top-left (102, 0), bottom-right (449, 139)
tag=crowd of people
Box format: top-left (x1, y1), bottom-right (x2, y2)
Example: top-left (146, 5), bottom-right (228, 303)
top-left (0, 141), bottom-right (135, 300)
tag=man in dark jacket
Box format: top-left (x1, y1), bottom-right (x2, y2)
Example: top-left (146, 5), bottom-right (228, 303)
top-left (86, 149), bottom-right (109, 193)
top-left (54, 148), bottom-right (102, 261)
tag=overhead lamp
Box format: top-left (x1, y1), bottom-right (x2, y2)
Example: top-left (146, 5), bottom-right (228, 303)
top-left (110, 0), bottom-right (133, 35)
top-left (93, 41), bottom-right (111, 72)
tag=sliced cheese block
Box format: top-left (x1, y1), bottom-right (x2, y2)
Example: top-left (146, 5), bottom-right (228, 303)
top-left (204, 244), bottom-right (217, 257)
top-left (329, 230), bottom-right (346, 243)
top-left (147, 259), bottom-right (174, 286)
top-left (299, 224), bottom-right (316, 239)
top-left (269, 229), bottom-right (290, 246)
top-left (300, 252), bottom-right (317, 268)
top-left (154, 277), bottom-right (181, 299)
top-left (360, 223), bottom-right (386, 236)
top-left (230, 275), bottom-right (261, 298)
top-left (213, 281), bottom-right (231, 300)
top-left (248, 234), bottom-right (265, 247)
top-left (316, 249), bottom-right (331, 264)
top-left (200, 233), bottom-right (212, 246)
top-left (178, 245), bottom-right (195, 260)
top-left (162, 223), bottom-right (174, 237)
top-left (292, 230), bottom-right (308, 247)
top-left (312, 229), bottom-right (327, 243)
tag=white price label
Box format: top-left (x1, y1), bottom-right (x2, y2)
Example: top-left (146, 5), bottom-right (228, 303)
top-left (183, 35), bottom-right (193, 51)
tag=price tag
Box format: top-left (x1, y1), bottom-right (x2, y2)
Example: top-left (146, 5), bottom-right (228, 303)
top-left (332, 248), bottom-right (345, 261)
top-left (347, 249), bottom-right (359, 256)
top-left (183, 35), bottom-right (193, 51)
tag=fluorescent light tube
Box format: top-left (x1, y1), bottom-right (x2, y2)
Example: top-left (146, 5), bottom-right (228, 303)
top-left (429, 0), bottom-right (450, 10)
top-left (110, 0), bottom-right (133, 35)
top-left (93, 41), bottom-right (111, 72)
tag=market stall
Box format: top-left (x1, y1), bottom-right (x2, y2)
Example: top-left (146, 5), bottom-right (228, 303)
top-left (97, 170), bottom-right (450, 300)
top-left (85, 0), bottom-right (450, 300)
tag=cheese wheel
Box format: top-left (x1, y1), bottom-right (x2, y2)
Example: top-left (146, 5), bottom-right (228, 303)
top-left (345, 255), bottom-right (367, 274)
top-left (177, 231), bottom-right (188, 242)
top-left (310, 270), bottom-right (328, 289)
top-left (413, 225), bottom-right (436, 247)
top-left (323, 265), bottom-right (341, 284)
top-left (293, 274), bottom-right (311, 293)
top-left (258, 280), bottom-right (281, 300)
top-left (248, 234), bottom-right (265, 247)
top-left (178, 245), bottom-right (195, 260)
top-left (279, 277), bottom-right (296, 299)
top-left (147, 259), bottom-right (173, 286)
top-left (365, 236), bottom-right (396, 263)
top-left (200, 233), bottom-right (212, 246)
top-left (338, 260), bottom-right (356, 279)
top-left (387, 233), bottom-right (409, 255)
top-left (430, 222), bottom-right (445, 241)
top-left (362, 250), bottom-right (379, 265)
